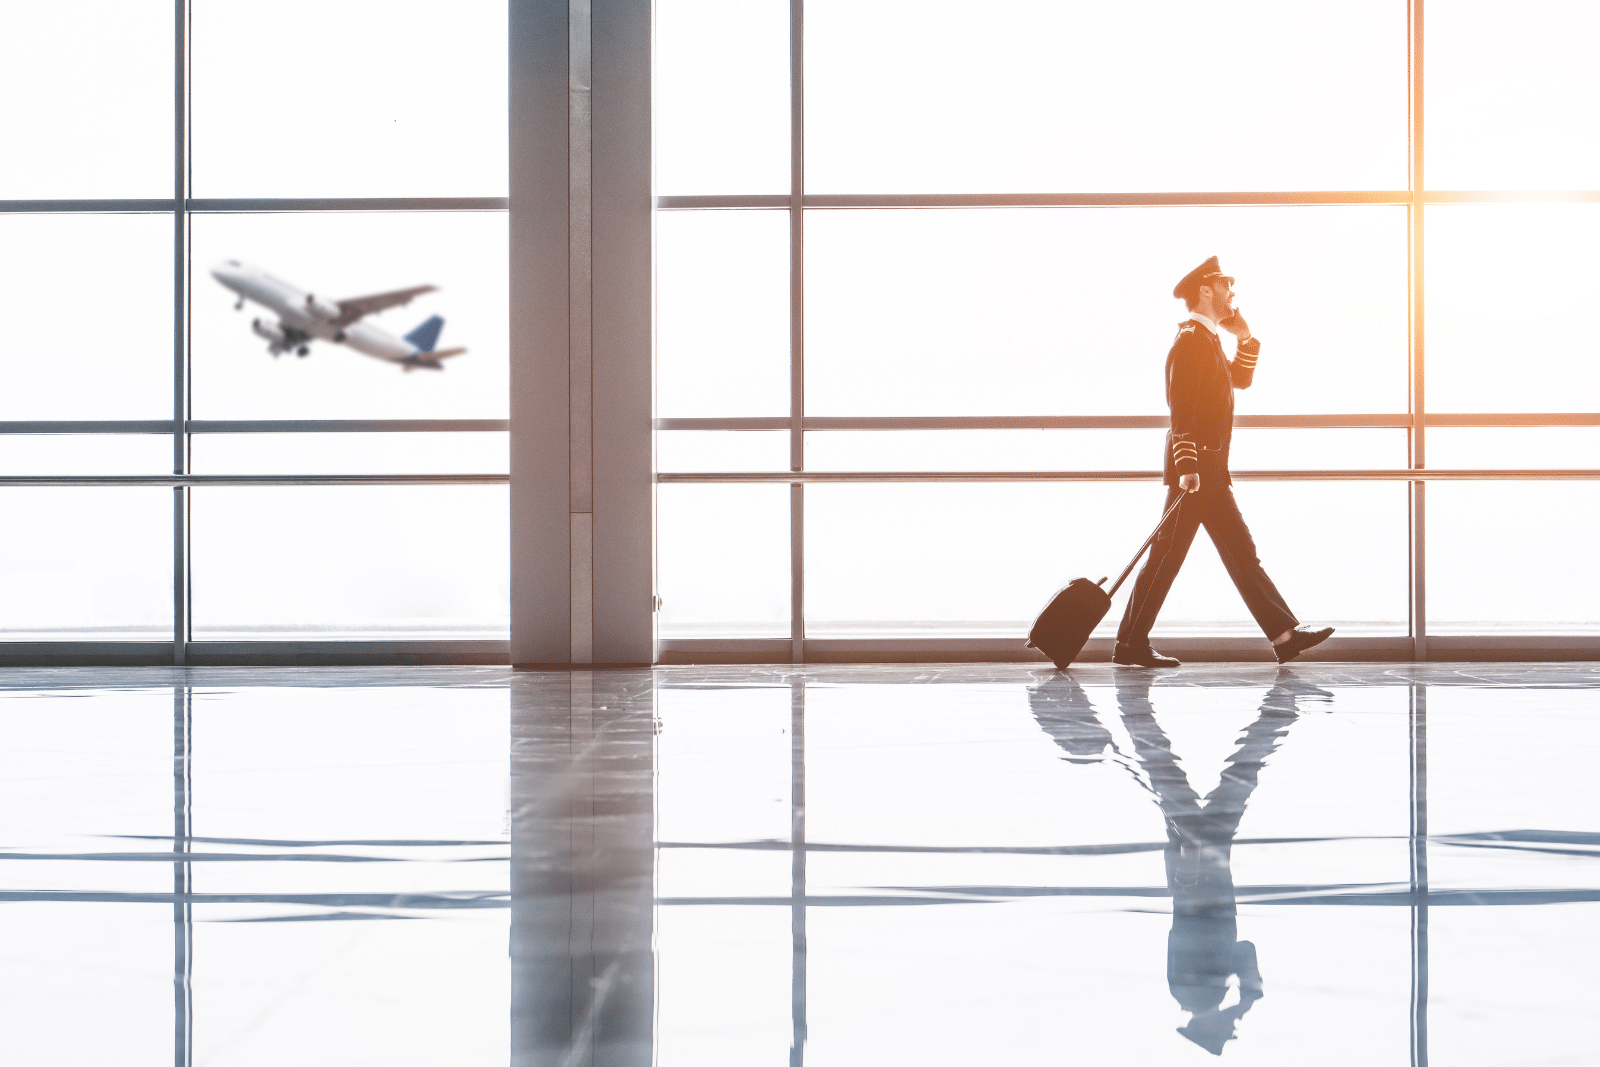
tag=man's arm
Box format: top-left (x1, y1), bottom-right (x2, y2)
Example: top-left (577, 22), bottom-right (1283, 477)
top-left (1166, 329), bottom-right (1206, 490)
top-left (1230, 335), bottom-right (1260, 389)
top-left (1222, 311), bottom-right (1260, 389)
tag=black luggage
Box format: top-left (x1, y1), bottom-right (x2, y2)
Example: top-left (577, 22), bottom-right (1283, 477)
top-left (1026, 494), bottom-right (1186, 669)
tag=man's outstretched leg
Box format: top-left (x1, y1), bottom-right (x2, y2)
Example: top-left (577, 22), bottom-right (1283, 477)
top-left (1115, 487), bottom-right (1203, 668)
top-left (1201, 487), bottom-right (1332, 663)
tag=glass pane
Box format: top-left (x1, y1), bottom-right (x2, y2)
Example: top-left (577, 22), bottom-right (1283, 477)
top-left (0, 488), bottom-right (171, 640)
top-left (1426, 686), bottom-right (1600, 1065)
top-left (657, 485), bottom-right (789, 639)
top-left (805, 0), bottom-right (1408, 194)
top-left (656, 431), bottom-right (789, 473)
top-left (191, 684), bottom-right (509, 1064)
top-left (0, 1), bottom-right (171, 198)
top-left (1427, 0), bottom-right (1600, 190)
top-left (0, 214), bottom-right (172, 419)
top-left (0, 435), bottom-right (169, 475)
top-left (805, 482), bottom-right (1407, 638)
top-left (1426, 204), bottom-right (1600, 413)
top-left (655, 0), bottom-right (789, 195)
top-left (1427, 481), bottom-right (1598, 634)
top-left (804, 429), bottom-right (1403, 472)
top-left (191, 486), bottom-right (509, 640)
top-left (806, 429), bottom-right (1164, 472)
top-left (804, 207), bottom-right (1408, 416)
top-left (191, 432), bottom-right (507, 475)
top-left (656, 211), bottom-right (790, 418)
top-left (1428, 427), bottom-right (1600, 469)
top-left (191, 0), bottom-right (506, 198)
top-left (1227, 429), bottom-right (1406, 470)
top-left (191, 212), bottom-right (507, 419)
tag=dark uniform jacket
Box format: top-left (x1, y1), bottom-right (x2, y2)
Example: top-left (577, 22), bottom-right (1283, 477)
top-left (1162, 318), bottom-right (1262, 487)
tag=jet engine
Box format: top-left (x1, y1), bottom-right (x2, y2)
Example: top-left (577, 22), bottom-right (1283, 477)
top-left (252, 318), bottom-right (287, 345)
top-left (303, 293), bottom-right (341, 321)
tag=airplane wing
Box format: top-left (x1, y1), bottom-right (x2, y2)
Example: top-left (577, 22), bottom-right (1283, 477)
top-left (334, 284), bottom-right (436, 326)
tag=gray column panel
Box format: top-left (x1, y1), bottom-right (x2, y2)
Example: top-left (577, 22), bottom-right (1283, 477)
top-left (509, 0), bottom-right (573, 664)
top-left (590, 0), bottom-right (654, 665)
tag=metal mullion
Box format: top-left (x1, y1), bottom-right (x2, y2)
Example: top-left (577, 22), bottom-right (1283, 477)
top-left (188, 419), bottom-right (512, 433)
top-left (656, 191), bottom-right (1414, 210)
top-left (657, 469), bottom-right (1600, 484)
top-left (656, 413), bottom-right (1600, 431)
top-left (186, 197), bottom-right (509, 212)
top-left (0, 475), bottom-right (509, 487)
top-left (174, 0), bottom-right (193, 668)
top-left (1409, 0), bottom-right (1427, 664)
top-left (788, 0), bottom-right (805, 666)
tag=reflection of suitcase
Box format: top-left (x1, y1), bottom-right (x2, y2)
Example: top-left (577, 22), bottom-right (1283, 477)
top-left (1026, 494), bottom-right (1186, 669)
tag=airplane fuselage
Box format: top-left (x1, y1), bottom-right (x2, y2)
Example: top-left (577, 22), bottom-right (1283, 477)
top-left (211, 261), bottom-right (429, 364)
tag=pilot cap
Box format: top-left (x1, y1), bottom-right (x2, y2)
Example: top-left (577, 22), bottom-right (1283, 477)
top-left (1173, 256), bottom-right (1233, 301)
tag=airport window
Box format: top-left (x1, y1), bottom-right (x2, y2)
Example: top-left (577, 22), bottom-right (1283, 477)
top-left (653, 0), bottom-right (1600, 661)
top-left (1, 1), bottom-right (508, 659)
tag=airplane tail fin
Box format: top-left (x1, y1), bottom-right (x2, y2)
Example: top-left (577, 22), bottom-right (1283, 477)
top-left (401, 346), bottom-right (467, 372)
top-left (403, 314), bottom-right (445, 353)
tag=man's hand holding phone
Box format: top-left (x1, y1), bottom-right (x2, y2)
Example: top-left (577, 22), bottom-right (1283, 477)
top-left (1220, 309), bottom-right (1251, 341)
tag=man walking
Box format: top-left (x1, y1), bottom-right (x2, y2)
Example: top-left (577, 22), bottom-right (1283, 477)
top-left (1113, 257), bottom-right (1333, 668)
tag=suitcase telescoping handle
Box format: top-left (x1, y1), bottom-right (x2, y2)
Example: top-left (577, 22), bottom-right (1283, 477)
top-left (1102, 492), bottom-right (1187, 598)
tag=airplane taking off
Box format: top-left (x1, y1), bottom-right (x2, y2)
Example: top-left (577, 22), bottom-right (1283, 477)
top-left (210, 260), bottom-right (467, 372)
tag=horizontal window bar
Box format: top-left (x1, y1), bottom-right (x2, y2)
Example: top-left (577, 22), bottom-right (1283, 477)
top-left (656, 415), bottom-right (1600, 431)
top-left (188, 198), bottom-right (509, 212)
top-left (0, 474), bottom-right (507, 487)
top-left (0, 198), bottom-right (508, 214)
top-left (0, 641), bottom-right (510, 666)
top-left (1422, 413), bottom-right (1600, 426)
top-left (656, 469), bottom-right (1600, 483)
top-left (658, 192), bottom-right (1412, 210)
top-left (188, 419), bottom-right (510, 433)
top-left (655, 636), bottom-right (1600, 664)
top-left (0, 420), bottom-right (509, 434)
top-left (1422, 190), bottom-right (1600, 203)
top-left (657, 415), bottom-right (1415, 431)
top-left (657, 191), bottom-right (1600, 211)
top-left (0, 199), bottom-right (177, 213)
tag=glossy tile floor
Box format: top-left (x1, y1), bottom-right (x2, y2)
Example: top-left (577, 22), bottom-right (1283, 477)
top-left (6, 664), bottom-right (1600, 1065)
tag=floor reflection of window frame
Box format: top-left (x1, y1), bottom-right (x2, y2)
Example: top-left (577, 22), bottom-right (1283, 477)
top-left (173, 683), bottom-right (193, 1067)
top-left (1411, 681), bottom-right (1429, 1067)
top-left (790, 680), bottom-right (807, 1067)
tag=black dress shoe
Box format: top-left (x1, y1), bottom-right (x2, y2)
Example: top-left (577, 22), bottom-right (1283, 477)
top-left (1112, 643), bottom-right (1181, 668)
top-left (1274, 625), bottom-right (1334, 664)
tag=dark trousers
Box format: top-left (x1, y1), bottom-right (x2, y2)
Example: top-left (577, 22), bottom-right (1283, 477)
top-left (1116, 484), bottom-right (1298, 646)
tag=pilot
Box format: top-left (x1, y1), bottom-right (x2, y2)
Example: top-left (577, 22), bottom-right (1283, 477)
top-left (1113, 257), bottom-right (1334, 669)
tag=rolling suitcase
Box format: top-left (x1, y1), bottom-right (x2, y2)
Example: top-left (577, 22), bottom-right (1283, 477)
top-left (1026, 493), bottom-right (1186, 669)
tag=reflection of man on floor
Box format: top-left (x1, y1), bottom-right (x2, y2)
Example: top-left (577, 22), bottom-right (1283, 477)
top-left (1113, 672), bottom-right (1330, 1055)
